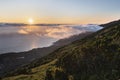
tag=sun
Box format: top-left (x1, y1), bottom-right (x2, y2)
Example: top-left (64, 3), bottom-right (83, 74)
top-left (28, 18), bottom-right (34, 24)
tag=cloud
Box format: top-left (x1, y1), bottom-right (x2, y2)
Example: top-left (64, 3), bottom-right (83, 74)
top-left (73, 24), bottom-right (103, 31)
top-left (18, 30), bottom-right (28, 34)
top-left (16, 24), bottom-right (103, 39)
top-left (45, 25), bottom-right (82, 39)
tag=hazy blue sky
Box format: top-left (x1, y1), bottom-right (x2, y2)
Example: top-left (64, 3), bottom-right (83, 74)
top-left (0, 0), bottom-right (120, 24)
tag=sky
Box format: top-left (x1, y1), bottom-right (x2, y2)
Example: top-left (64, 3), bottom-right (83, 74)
top-left (0, 0), bottom-right (120, 24)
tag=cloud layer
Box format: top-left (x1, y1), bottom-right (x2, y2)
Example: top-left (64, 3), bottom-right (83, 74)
top-left (0, 24), bottom-right (103, 53)
top-left (18, 24), bottom-right (103, 39)
top-left (0, 24), bottom-right (103, 39)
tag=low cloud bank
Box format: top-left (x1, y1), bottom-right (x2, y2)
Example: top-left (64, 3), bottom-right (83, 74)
top-left (0, 24), bottom-right (103, 39)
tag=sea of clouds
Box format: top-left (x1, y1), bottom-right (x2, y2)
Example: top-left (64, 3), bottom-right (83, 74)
top-left (0, 24), bottom-right (103, 53)
top-left (0, 24), bottom-right (103, 39)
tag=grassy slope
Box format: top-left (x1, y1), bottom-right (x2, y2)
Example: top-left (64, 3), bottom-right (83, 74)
top-left (2, 20), bottom-right (120, 80)
top-left (2, 60), bottom-right (57, 80)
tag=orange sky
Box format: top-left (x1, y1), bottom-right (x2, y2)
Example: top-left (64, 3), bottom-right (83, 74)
top-left (0, 16), bottom-right (119, 24)
top-left (0, 0), bottom-right (120, 24)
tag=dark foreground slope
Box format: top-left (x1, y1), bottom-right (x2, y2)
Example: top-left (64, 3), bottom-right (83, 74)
top-left (1, 20), bottom-right (120, 80)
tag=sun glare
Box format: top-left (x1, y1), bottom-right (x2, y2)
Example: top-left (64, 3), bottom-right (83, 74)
top-left (28, 18), bottom-right (34, 24)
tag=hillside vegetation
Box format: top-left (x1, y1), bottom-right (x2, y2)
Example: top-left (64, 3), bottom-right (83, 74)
top-left (1, 20), bottom-right (120, 80)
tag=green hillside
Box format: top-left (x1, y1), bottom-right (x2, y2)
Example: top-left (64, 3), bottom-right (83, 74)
top-left (1, 20), bottom-right (120, 80)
